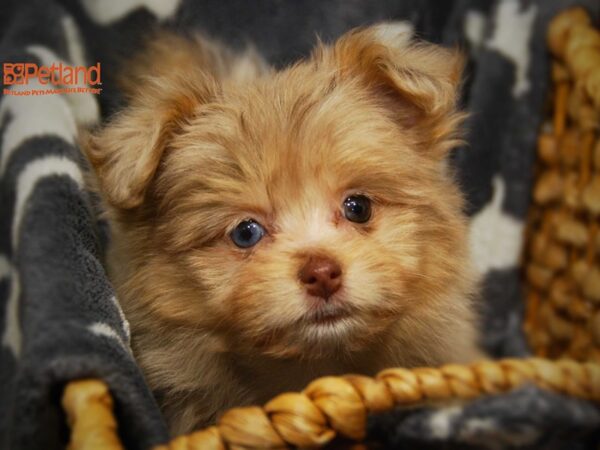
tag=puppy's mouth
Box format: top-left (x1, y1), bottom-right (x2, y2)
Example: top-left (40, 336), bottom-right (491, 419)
top-left (304, 302), bottom-right (350, 326)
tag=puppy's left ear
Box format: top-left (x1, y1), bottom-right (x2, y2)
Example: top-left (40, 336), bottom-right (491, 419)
top-left (328, 23), bottom-right (466, 157)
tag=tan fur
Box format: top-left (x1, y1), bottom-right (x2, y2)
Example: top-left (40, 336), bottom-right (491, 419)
top-left (84, 27), bottom-right (484, 435)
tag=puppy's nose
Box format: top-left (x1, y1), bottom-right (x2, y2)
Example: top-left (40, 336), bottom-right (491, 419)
top-left (299, 256), bottom-right (342, 300)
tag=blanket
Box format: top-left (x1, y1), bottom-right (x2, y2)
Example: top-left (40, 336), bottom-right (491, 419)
top-left (1, 1), bottom-right (599, 449)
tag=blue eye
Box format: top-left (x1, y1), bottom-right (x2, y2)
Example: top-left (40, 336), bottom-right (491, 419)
top-left (343, 195), bottom-right (372, 223)
top-left (230, 219), bottom-right (265, 248)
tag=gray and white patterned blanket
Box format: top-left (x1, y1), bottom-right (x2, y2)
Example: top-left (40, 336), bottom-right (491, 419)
top-left (1, 1), bottom-right (599, 449)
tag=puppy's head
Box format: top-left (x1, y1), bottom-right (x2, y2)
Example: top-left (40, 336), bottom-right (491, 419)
top-left (87, 26), bottom-right (472, 360)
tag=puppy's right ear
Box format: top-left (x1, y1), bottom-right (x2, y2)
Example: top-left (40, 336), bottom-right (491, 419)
top-left (85, 32), bottom-right (221, 210)
top-left (85, 69), bottom-right (216, 210)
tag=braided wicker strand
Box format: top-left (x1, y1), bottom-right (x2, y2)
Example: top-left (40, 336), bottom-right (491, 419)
top-left (62, 380), bottom-right (124, 450)
top-left (146, 358), bottom-right (600, 450)
top-left (61, 363), bottom-right (600, 450)
top-left (548, 7), bottom-right (600, 109)
top-left (61, 359), bottom-right (600, 450)
top-left (525, 6), bottom-right (600, 362)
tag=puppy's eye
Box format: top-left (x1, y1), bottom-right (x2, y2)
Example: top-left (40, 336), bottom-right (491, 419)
top-left (230, 219), bottom-right (265, 248)
top-left (343, 195), bottom-right (372, 223)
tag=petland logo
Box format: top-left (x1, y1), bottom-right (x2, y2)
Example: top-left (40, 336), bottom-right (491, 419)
top-left (3, 62), bottom-right (102, 95)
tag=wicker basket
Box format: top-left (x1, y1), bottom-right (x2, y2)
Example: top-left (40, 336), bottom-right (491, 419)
top-left (61, 8), bottom-right (600, 450)
top-left (524, 7), bottom-right (600, 365)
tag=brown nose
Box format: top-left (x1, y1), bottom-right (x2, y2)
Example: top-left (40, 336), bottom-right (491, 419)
top-left (299, 256), bottom-right (342, 300)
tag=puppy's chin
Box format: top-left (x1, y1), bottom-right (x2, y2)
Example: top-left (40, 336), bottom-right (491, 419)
top-left (230, 292), bottom-right (396, 360)
top-left (244, 320), bottom-right (362, 360)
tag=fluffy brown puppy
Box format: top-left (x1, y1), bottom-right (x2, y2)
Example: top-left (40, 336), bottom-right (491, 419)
top-left (85, 25), bottom-right (483, 435)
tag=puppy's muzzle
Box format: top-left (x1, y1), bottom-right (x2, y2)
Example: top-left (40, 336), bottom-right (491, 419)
top-left (298, 255), bottom-right (342, 300)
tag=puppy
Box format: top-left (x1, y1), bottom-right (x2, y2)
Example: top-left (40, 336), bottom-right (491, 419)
top-left (85, 25), bottom-right (483, 435)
